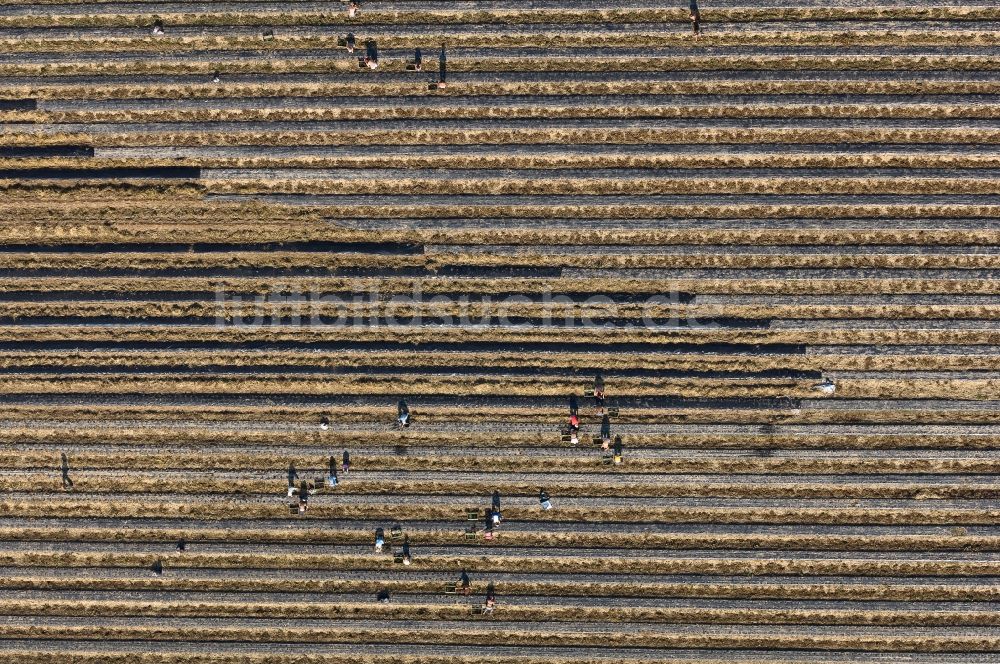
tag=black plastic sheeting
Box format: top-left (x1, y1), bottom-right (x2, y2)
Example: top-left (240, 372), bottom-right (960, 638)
top-left (0, 145), bottom-right (92, 157)
top-left (0, 166), bottom-right (201, 179)
top-left (0, 99), bottom-right (37, 111)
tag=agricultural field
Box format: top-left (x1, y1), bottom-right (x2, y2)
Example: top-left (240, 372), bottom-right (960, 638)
top-left (0, 0), bottom-right (998, 662)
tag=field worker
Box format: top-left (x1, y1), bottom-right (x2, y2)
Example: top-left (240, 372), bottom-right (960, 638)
top-left (397, 400), bottom-right (410, 428)
top-left (152, 19), bottom-right (164, 35)
top-left (328, 456), bottom-right (339, 487)
top-left (483, 507), bottom-right (495, 539)
top-left (176, 538), bottom-right (186, 552)
top-left (492, 489), bottom-right (501, 515)
top-left (600, 414), bottom-right (612, 449)
top-left (345, 32), bottom-right (356, 53)
top-left (298, 480), bottom-right (310, 512)
top-left (413, 48), bottom-right (423, 71)
top-left (459, 569), bottom-right (471, 594)
top-left (211, 71), bottom-right (220, 83)
top-left (343, 449), bottom-right (351, 473)
top-left (482, 583), bottom-right (496, 614)
top-left (402, 535), bottom-right (412, 564)
top-left (815, 378), bottom-right (837, 395)
top-left (348, 1), bottom-right (360, 18)
top-left (60, 452), bottom-right (73, 490)
top-left (691, 7), bottom-right (701, 36)
top-left (569, 393), bottom-right (579, 416)
top-left (151, 560), bottom-right (163, 576)
top-left (375, 527), bottom-right (385, 553)
top-left (320, 416), bottom-right (330, 431)
top-left (613, 435), bottom-right (624, 464)
top-left (377, 588), bottom-right (390, 603)
top-left (568, 412), bottom-right (580, 445)
top-left (438, 44), bottom-right (447, 88)
top-left (287, 462), bottom-right (299, 497)
top-left (365, 39), bottom-right (379, 69)
top-left (593, 373), bottom-right (606, 413)
top-left (539, 488), bottom-right (552, 510)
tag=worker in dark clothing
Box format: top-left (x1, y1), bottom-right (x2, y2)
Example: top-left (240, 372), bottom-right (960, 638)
top-left (413, 48), bottom-right (423, 71)
top-left (459, 569), bottom-right (471, 595)
top-left (569, 394), bottom-right (579, 416)
top-left (397, 400), bottom-right (410, 428)
top-left (483, 507), bottom-right (495, 538)
top-left (176, 538), bottom-right (186, 552)
top-left (298, 480), bottom-right (310, 512)
top-left (375, 527), bottom-right (385, 552)
top-left (151, 560), bottom-right (163, 576)
top-left (343, 449), bottom-right (351, 473)
top-left (690, 1), bottom-right (701, 37)
top-left (377, 588), bottom-right (390, 603)
top-left (539, 488), bottom-right (552, 510)
top-left (345, 32), bottom-right (356, 52)
top-left (600, 414), bottom-right (612, 449)
top-left (60, 452), bottom-right (73, 490)
top-left (438, 44), bottom-right (447, 88)
top-left (613, 435), bottom-right (624, 464)
top-left (328, 456), bottom-right (339, 487)
top-left (152, 19), bottom-right (164, 35)
top-left (365, 39), bottom-right (379, 69)
top-left (490, 491), bottom-right (502, 525)
top-left (320, 415), bottom-right (330, 431)
top-left (287, 463), bottom-right (299, 496)
top-left (402, 535), bottom-right (412, 564)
